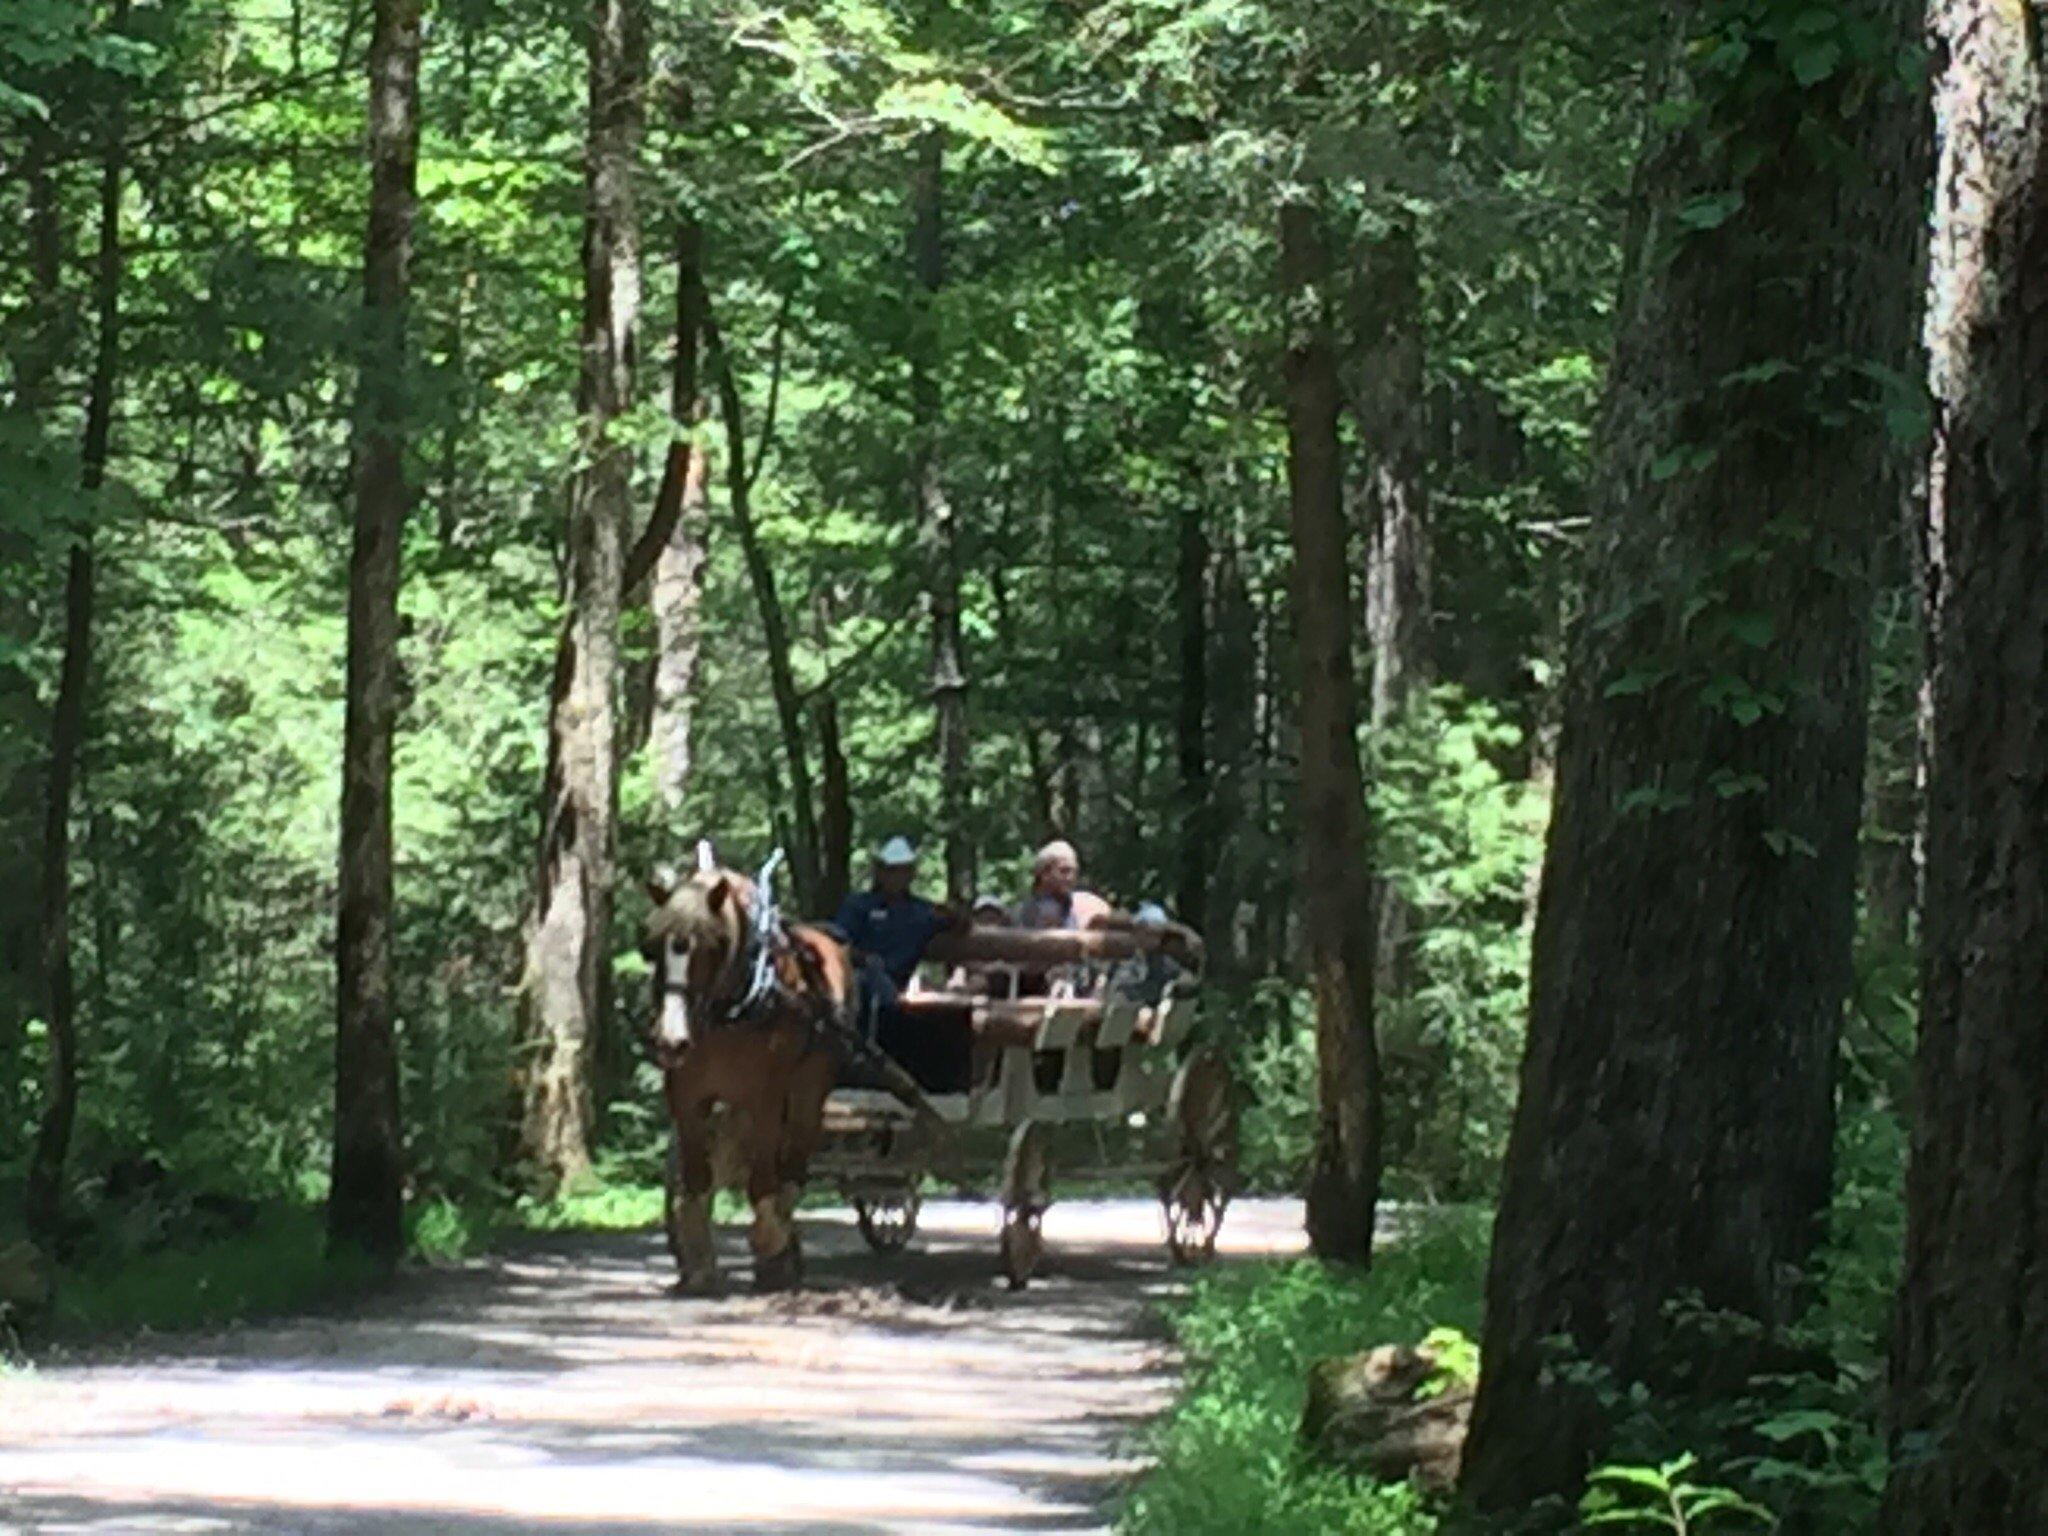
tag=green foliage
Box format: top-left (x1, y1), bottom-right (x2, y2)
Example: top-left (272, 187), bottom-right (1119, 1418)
top-left (1231, 691), bottom-right (1541, 1200)
top-left (1119, 1208), bottom-right (1489, 1536)
top-left (1373, 689), bottom-right (1547, 1198)
top-left (514, 1180), bottom-right (666, 1233)
top-left (40, 1206), bottom-right (377, 1339)
top-left (406, 1196), bottom-right (496, 1265)
top-left (2, 0), bottom-right (1613, 1275)
top-left (1546, 1101), bottom-right (1906, 1536)
top-left (1580, 1453), bottom-right (1772, 1533)
top-left (1233, 981), bottom-right (1320, 1192)
top-left (1418, 1325), bottom-right (1479, 1399)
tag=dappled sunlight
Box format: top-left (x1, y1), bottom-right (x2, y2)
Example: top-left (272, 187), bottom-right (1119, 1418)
top-left (1, 1199), bottom-right (1305, 1534)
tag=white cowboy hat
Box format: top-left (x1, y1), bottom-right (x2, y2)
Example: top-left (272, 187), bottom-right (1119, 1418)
top-left (874, 836), bottom-right (918, 867)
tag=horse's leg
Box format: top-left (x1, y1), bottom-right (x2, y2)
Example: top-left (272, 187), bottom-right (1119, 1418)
top-left (776, 1049), bottom-right (839, 1227)
top-left (745, 1093), bottom-right (803, 1292)
top-left (666, 1070), bottom-right (721, 1295)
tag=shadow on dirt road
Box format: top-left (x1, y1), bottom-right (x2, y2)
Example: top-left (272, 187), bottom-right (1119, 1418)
top-left (0, 1198), bottom-right (1305, 1535)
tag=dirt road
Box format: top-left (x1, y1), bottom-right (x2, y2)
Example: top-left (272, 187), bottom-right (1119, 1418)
top-left (0, 1198), bottom-right (1305, 1535)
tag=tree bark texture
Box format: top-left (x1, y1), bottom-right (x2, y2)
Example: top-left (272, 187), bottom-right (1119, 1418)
top-left (647, 198), bottom-right (709, 823)
top-left (517, 0), bottom-right (645, 1190)
top-left (1, 130), bottom-right (65, 1147)
top-left (1348, 221), bottom-right (1435, 1160)
top-left (329, 0), bottom-right (421, 1264)
top-left (910, 131), bottom-right (971, 903)
top-left (1459, 2), bottom-right (1931, 1513)
top-left (1862, 502), bottom-right (1925, 955)
top-left (1281, 196), bottom-right (1383, 1267)
top-left (707, 314), bottom-right (820, 909)
top-left (1175, 493), bottom-right (1211, 933)
top-left (816, 690), bottom-right (853, 918)
top-left (1352, 222), bottom-right (1433, 731)
top-left (1882, 5), bottom-right (2048, 1530)
top-left (28, 41), bottom-right (128, 1238)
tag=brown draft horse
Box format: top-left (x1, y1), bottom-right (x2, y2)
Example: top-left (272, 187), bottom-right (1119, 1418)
top-left (641, 854), bottom-right (853, 1293)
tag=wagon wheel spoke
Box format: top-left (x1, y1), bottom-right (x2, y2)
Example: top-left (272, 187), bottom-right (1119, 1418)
top-left (854, 1189), bottom-right (921, 1254)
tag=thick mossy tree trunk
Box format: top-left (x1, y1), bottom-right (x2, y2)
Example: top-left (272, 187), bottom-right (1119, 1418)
top-left (1881, 6), bottom-right (2048, 1531)
top-left (1281, 195), bottom-right (1382, 1267)
top-left (909, 130), bottom-right (971, 902)
top-left (1458, 1), bottom-right (1930, 1514)
top-left (329, 0), bottom-right (421, 1264)
top-left (27, 42), bottom-right (128, 1239)
top-left (517, 0), bottom-right (645, 1191)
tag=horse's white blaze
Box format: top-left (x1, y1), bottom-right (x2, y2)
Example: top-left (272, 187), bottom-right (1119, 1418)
top-left (657, 939), bottom-right (692, 1050)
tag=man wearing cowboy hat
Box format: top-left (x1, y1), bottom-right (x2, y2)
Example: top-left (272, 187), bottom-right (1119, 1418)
top-left (833, 836), bottom-right (964, 991)
top-left (833, 837), bottom-right (968, 1086)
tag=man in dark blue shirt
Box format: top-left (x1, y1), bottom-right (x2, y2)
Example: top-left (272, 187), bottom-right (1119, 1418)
top-left (832, 837), bottom-right (967, 1087)
top-left (834, 836), bottom-right (958, 988)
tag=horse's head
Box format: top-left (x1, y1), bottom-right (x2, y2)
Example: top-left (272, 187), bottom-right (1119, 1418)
top-left (641, 861), bottom-right (754, 1065)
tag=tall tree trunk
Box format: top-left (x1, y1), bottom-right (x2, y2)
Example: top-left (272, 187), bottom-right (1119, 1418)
top-left (910, 130), bottom-right (971, 903)
top-left (27, 40), bottom-right (129, 1239)
top-left (646, 193), bottom-right (709, 824)
top-left (329, 0), bottom-right (421, 1265)
top-left (1175, 498), bottom-right (1211, 933)
top-left (1281, 195), bottom-right (1382, 1267)
top-left (1862, 500), bottom-right (1924, 956)
top-left (814, 595), bottom-right (853, 918)
top-left (1882, 6), bottom-right (2047, 1530)
top-left (1459, 3), bottom-right (1930, 1513)
top-left (1, 129), bottom-right (65, 1147)
top-left (1353, 223), bottom-right (1432, 728)
top-left (1206, 504), bottom-right (1258, 978)
top-left (707, 314), bottom-right (820, 907)
top-left (516, 0), bottom-right (646, 1191)
top-left (1348, 220), bottom-right (1434, 1164)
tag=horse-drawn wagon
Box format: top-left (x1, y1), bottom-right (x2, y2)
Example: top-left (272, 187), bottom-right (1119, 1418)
top-left (806, 923), bottom-right (1239, 1288)
top-left (645, 854), bottom-right (1236, 1293)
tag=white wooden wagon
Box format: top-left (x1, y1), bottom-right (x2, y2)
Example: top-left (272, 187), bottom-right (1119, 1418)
top-left (808, 923), bottom-right (1238, 1288)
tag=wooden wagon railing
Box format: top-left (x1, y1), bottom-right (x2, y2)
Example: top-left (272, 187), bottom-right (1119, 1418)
top-left (810, 918), bottom-right (1231, 1285)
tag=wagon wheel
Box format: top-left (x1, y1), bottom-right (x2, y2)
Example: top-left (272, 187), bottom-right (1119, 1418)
top-left (854, 1188), bottom-right (922, 1254)
top-left (999, 1119), bottom-right (1051, 1290)
top-left (1161, 1047), bottom-right (1236, 1266)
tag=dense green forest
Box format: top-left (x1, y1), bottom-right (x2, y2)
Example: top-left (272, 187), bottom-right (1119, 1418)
top-left (4, 0), bottom-right (2044, 1531)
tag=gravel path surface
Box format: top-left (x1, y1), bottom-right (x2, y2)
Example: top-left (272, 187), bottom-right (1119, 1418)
top-left (0, 1198), bottom-right (1305, 1535)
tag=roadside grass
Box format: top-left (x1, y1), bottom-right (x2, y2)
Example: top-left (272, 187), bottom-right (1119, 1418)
top-left (1119, 1205), bottom-right (1490, 1536)
top-left (37, 1205), bottom-right (380, 1342)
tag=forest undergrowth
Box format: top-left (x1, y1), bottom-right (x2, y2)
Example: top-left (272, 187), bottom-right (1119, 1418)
top-left (1122, 1093), bottom-right (1908, 1536)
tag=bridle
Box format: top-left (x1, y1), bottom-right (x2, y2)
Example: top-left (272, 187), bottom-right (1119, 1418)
top-left (651, 850), bottom-right (807, 1059)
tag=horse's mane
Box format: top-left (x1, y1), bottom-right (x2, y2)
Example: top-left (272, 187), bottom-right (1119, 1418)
top-left (646, 867), bottom-right (754, 952)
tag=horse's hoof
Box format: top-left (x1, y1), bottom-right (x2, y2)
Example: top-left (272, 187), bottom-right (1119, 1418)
top-left (754, 1241), bottom-right (803, 1293)
top-left (671, 1268), bottom-right (725, 1298)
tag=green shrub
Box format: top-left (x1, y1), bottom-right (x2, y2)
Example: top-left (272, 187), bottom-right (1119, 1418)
top-left (42, 1205), bottom-right (378, 1339)
top-left (1372, 688), bottom-right (1546, 1200)
top-left (1231, 689), bottom-right (1545, 1202)
top-left (407, 1195), bottom-right (496, 1264)
top-left (1120, 1207), bottom-right (1490, 1536)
